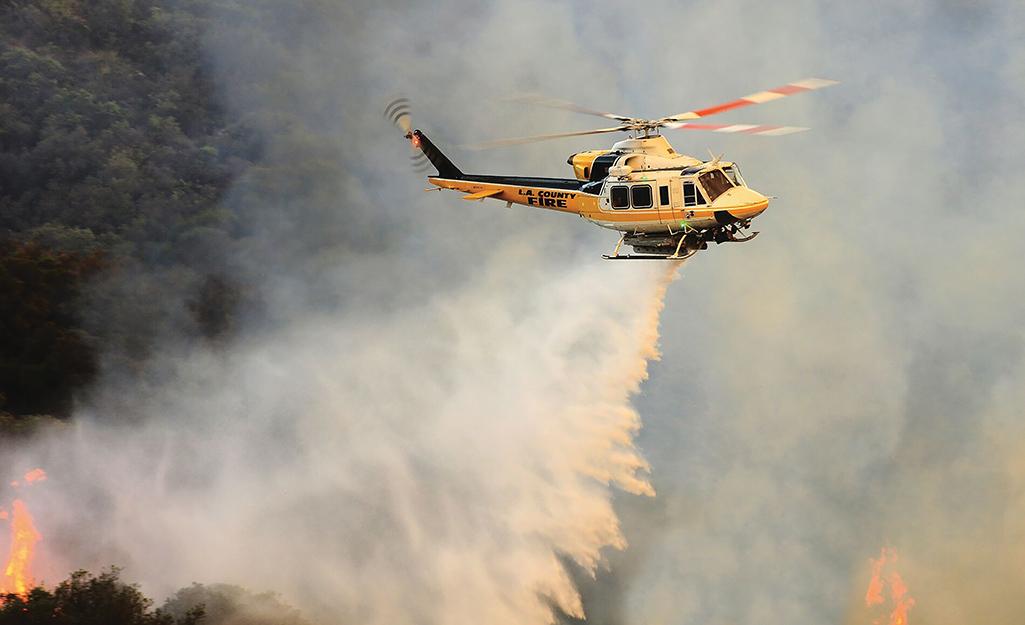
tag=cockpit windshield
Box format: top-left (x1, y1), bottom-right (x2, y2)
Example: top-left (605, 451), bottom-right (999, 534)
top-left (698, 169), bottom-right (734, 203)
top-left (722, 165), bottom-right (745, 187)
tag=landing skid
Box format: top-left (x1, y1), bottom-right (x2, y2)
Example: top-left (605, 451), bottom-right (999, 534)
top-left (598, 248), bottom-right (697, 259)
top-left (603, 232), bottom-right (696, 261)
top-left (727, 230), bottom-right (759, 243)
top-left (602, 254), bottom-right (692, 261)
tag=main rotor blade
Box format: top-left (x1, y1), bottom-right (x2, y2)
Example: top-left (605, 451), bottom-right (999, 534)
top-left (504, 94), bottom-right (637, 123)
top-left (466, 125), bottom-right (628, 149)
top-left (661, 78), bottom-right (838, 122)
top-left (665, 122), bottom-right (810, 136)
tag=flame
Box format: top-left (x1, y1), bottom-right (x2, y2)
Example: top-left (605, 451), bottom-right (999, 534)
top-left (864, 547), bottom-right (915, 625)
top-left (23, 469), bottom-right (46, 484)
top-left (0, 468), bottom-right (46, 600)
top-left (0, 500), bottom-right (41, 598)
top-left (865, 547), bottom-right (890, 607)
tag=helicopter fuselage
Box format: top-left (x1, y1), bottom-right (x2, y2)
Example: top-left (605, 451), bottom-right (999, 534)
top-left (396, 77), bottom-right (836, 258)
top-left (427, 135), bottom-right (769, 236)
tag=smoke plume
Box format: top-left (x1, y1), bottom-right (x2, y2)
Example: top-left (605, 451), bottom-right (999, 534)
top-left (6, 2), bottom-right (1025, 625)
top-left (1, 3), bottom-right (691, 622)
top-left (9, 254), bottom-right (679, 624)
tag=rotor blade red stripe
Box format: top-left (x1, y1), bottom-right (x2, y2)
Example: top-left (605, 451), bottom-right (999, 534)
top-left (768, 84), bottom-right (810, 96)
top-left (691, 100), bottom-right (751, 117)
top-left (661, 78), bottom-right (837, 122)
top-left (672, 123), bottom-right (732, 130)
top-left (692, 86), bottom-right (810, 117)
top-left (666, 123), bottom-right (809, 135)
top-left (669, 123), bottom-right (776, 131)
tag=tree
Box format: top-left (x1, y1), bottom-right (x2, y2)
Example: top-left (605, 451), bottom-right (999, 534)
top-left (0, 568), bottom-right (202, 625)
top-left (162, 583), bottom-right (312, 625)
top-left (0, 241), bottom-right (104, 417)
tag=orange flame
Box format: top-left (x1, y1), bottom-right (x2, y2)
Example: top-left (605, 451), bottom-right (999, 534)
top-left (865, 548), bottom-right (888, 607)
top-left (0, 500), bottom-right (41, 598)
top-left (1, 468), bottom-right (46, 600)
top-left (23, 469), bottom-right (46, 484)
top-left (864, 547), bottom-right (915, 625)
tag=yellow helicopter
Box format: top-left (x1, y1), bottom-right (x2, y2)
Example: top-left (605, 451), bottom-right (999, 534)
top-left (386, 78), bottom-right (837, 260)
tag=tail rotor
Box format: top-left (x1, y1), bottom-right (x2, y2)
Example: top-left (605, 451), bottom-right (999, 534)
top-left (384, 97), bottom-right (431, 173)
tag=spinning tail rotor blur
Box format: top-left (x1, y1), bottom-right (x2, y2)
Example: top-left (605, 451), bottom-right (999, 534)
top-left (384, 97), bottom-right (431, 173)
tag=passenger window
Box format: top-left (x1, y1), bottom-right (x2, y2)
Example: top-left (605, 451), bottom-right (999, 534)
top-left (659, 185), bottom-right (670, 206)
top-left (683, 181), bottom-right (707, 207)
top-left (610, 185), bottom-right (629, 209)
top-left (631, 185), bottom-right (653, 209)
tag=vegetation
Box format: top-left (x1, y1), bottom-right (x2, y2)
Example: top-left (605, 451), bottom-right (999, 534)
top-left (1, 5), bottom-right (332, 622)
top-left (162, 583), bottom-right (311, 625)
top-left (0, 0), bottom-right (260, 424)
top-left (0, 568), bottom-right (201, 625)
top-left (0, 568), bottom-right (310, 625)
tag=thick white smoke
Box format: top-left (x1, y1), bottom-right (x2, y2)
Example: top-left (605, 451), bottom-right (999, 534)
top-left (17, 257), bottom-right (679, 624)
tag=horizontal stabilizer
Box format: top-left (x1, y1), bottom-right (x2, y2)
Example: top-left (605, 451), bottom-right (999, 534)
top-left (461, 189), bottom-right (503, 201)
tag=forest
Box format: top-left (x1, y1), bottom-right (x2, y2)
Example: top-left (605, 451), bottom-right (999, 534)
top-left (0, 568), bottom-right (309, 625)
top-left (1, 0), bottom-right (267, 425)
top-left (1, 1), bottom-right (323, 619)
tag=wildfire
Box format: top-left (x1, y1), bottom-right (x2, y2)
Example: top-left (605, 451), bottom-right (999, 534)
top-left (1, 500), bottom-right (41, 597)
top-left (23, 469), bottom-right (46, 484)
top-left (864, 547), bottom-right (915, 625)
top-left (0, 469), bottom-right (46, 600)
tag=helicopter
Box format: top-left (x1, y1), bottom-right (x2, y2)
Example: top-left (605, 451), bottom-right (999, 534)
top-left (386, 78), bottom-right (837, 260)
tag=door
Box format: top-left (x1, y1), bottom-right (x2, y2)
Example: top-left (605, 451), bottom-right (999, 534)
top-left (663, 179), bottom-right (682, 224)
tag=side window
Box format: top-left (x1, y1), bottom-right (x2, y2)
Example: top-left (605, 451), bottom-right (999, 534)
top-left (659, 185), bottom-right (670, 206)
top-left (610, 185), bottom-right (629, 209)
top-left (683, 181), bottom-right (707, 207)
top-left (631, 185), bottom-right (653, 209)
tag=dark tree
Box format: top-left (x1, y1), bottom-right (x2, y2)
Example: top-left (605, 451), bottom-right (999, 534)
top-left (0, 0), bottom-right (262, 421)
top-left (0, 568), bottom-right (203, 625)
top-left (0, 241), bottom-right (104, 416)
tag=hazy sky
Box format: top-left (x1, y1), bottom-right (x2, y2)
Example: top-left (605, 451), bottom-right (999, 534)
top-left (8, 1), bottom-right (1025, 624)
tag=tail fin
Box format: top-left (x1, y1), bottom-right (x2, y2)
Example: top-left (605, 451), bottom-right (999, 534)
top-left (408, 130), bottom-right (463, 179)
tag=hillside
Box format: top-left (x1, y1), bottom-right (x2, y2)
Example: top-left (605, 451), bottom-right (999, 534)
top-left (0, 0), bottom-right (258, 422)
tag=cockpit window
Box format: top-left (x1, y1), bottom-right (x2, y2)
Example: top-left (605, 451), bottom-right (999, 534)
top-left (698, 170), bottom-right (734, 203)
top-left (722, 166), bottom-right (745, 187)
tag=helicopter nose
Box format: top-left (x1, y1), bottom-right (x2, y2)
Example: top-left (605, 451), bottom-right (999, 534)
top-left (723, 187), bottom-right (770, 220)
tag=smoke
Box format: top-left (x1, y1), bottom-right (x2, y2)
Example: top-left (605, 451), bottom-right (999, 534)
top-left (556, 2), bottom-right (1025, 625)
top-left (0, 2), bottom-right (695, 622)
top-left (7, 1), bottom-right (1025, 624)
top-left (12, 255), bottom-right (677, 624)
